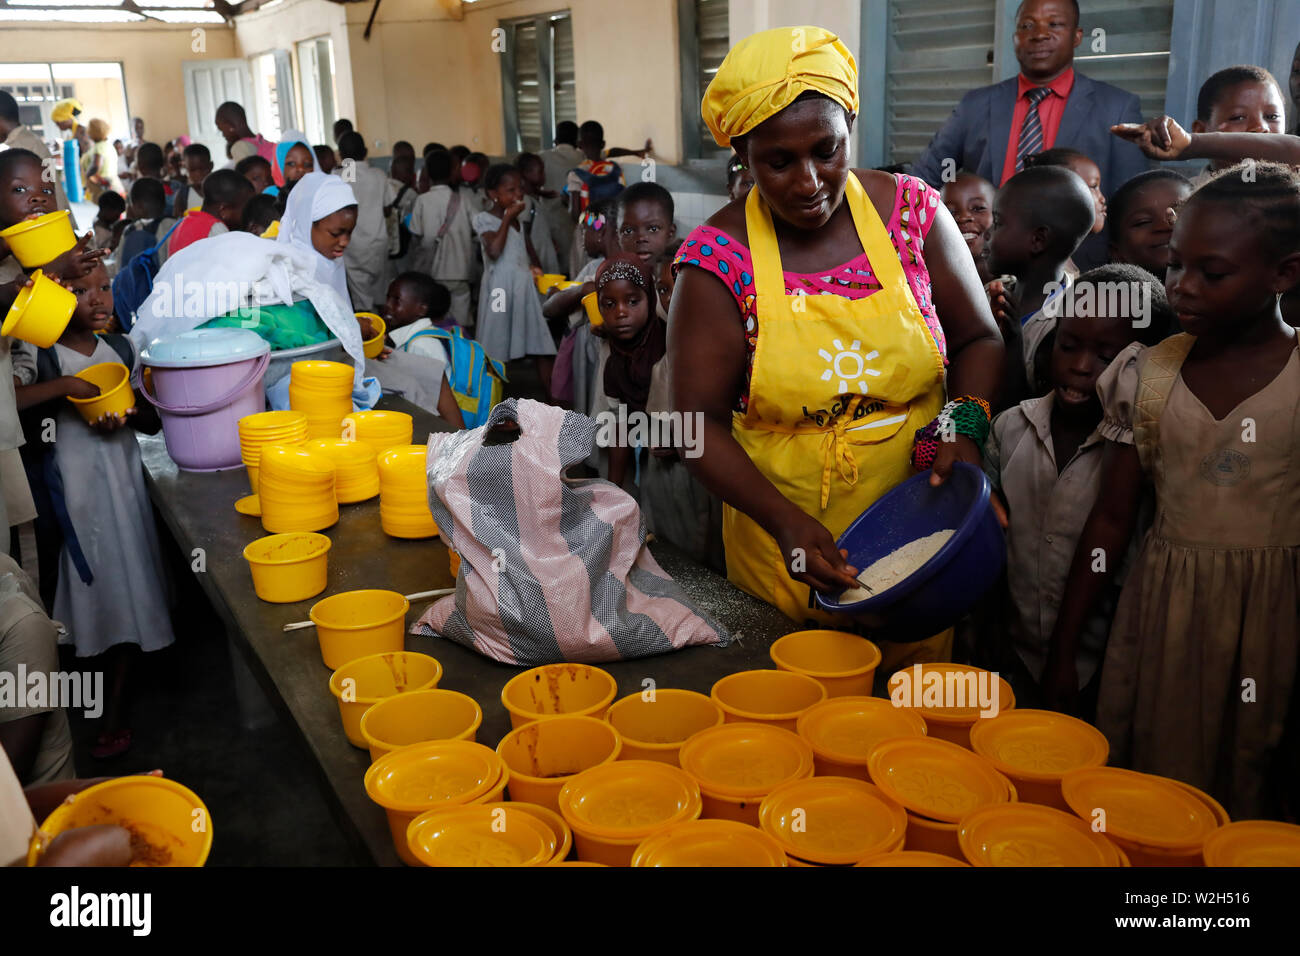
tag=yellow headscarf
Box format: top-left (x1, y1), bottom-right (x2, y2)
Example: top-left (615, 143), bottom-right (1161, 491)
top-left (701, 26), bottom-right (858, 147)
top-left (51, 98), bottom-right (84, 131)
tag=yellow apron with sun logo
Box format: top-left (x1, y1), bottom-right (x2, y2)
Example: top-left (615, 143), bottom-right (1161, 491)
top-left (725, 174), bottom-right (951, 668)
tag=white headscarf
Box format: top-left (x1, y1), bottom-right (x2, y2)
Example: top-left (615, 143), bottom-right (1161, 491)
top-left (278, 171), bottom-right (357, 310)
top-left (132, 171), bottom-right (366, 385)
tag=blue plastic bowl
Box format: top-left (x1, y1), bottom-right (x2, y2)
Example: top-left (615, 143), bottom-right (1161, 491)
top-left (814, 462), bottom-right (1006, 641)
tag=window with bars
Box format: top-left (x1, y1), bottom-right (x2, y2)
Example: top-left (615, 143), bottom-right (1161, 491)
top-left (501, 11), bottom-right (576, 155)
top-left (678, 0), bottom-right (729, 160)
top-left (1073, 0), bottom-right (1174, 119)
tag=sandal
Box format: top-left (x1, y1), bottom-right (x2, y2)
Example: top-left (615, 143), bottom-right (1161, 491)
top-left (91, 729), bottom-right (132, 760)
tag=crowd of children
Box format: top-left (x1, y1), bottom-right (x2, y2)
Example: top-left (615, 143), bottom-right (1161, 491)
top-left (0, 50), bottom-right (1297, 835)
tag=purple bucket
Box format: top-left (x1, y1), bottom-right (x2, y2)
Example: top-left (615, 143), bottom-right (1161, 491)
top-left (140, 329), bottom-right (271, 472)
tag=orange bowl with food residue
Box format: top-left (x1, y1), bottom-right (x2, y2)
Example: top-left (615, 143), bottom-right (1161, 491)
top-left (500, 663), bottom-right (618, 729)
top-left (496, 714), bottom-right (622, 813)
top-left (328, 651), bottom-right (443, 748)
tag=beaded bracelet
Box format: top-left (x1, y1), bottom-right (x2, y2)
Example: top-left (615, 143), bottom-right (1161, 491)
top-left (910, 395), bottom-right (992, 471)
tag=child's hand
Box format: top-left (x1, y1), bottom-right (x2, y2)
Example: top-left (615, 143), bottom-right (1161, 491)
top-left (91, 409), bottom-right (136, 433)
top-left (63, 376), bottom-right (102, 401)
top-left (984, 279), bottom-right (1016, 336)
top-left (376, 346), bottom-right (393, 360)
top-left (580, 281), bottom-right (596, 296)
top-left (503, 199), bottom-right (526, 220)
top-left (46, 232), bottom-right (107, 280)
top-left (529, 265), bottom-right (543, 278)
top-left (356, 314), bottom-right (378, 339)
top-left (36, 824), bottom-right (132, 867)
top-left (1111, 116), bottom-right (1192, 161)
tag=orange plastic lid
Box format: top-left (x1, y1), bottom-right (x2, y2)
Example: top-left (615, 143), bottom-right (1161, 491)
top-left (406, 806), bottom-right (555, 867)
top-left (558, 760), bottom-right (701, 839)
top-left (1202, 821), bottom-right (1300, 867)
top-left (969, 709), bottom-right (1108, 781)
top-left (886, 663), bottom-right (1015, 723)
top-left (678, 722), bottom-right (814, 798)
top-left (958, 802), bottom-right (1125, 867)
top-left (856, 850), bottom-right (969, 867)
top-left (796, 696), bottom-right (927, 765)
top-left (867, 736), bottom-right (1010, 823)
top-left (364, 740), bottom-right (503, 812)
top-left (631, 820), bottom-right (788, 867)
top-left (759, 776), bottom-right (907, 865)
top-left (1060, 767), bottom-right (1219, 849)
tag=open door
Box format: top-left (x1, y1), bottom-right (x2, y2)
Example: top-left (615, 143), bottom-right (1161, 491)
top-left (182, 58), bottom-right (256, 163)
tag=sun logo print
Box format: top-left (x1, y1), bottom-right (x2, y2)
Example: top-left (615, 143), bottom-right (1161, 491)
top-left (819, 339), bottom-right (881, 394)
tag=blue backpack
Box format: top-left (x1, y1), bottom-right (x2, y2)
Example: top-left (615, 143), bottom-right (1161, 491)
top-left (111, 217), bottom-right (181, 333)
top-left (402, 327), bottom-right (507, 428)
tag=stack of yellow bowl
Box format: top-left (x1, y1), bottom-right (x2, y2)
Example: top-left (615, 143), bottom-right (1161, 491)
top-left (678, 722), bottom-right (814, 826)
top-left (363, 740), bottom-right (509, 866)
top-left (957, 802), bottom-right (1129, 867)
top-left (238, 410), bottom-right (308, 495)
top-left (886, 662), bottom-right (1016, 748)
top-left (377, 444), bottom-right (439, 539)
top-left (759, 776), bottom-right (908, 866)
top-left (406, 804), bottom-right (556, 867)
top-left (289, 360), bottom-right (354, 439)
top-left (342, 409), bottom-right (413, 456)
top-left (303, 438), bottom-right (380, 503)
top-left (258, 444), bottom-right (338, 533)
top-left (631, 819), bottom-right (789, 867)
top-left (1060, 767), bottom-right (1222, 866)
top-left (1203, 821), bottom-right (1300, 867)
top-left (796, 696), bottom-right (927, 780)
top-left (558, 760), bottom-right (703, 866)
top-left (969, 708), bottom-right (1109, 810)
top-left (328, 651), bottom-right (443, 748)
top-left (867, 736), bottom-right (1015, 860)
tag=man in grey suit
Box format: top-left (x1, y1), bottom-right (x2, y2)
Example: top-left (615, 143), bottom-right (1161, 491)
top-left (912, 0), bottom-right (1148, 268)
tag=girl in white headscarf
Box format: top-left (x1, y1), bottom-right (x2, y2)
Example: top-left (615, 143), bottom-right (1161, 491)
top-left (132, 171), bottom-right (365, 384)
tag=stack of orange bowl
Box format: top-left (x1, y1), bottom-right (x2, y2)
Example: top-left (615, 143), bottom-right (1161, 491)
top-left (632, 819), bottom-right (788, 867)
top-left (969, 709), bottom-right (1109, 811)
top-left (238, 410), bottom-right (308, 496)
top-left (957, 802), bottom-right (1129, 867)
top-left (406, 804), bottom-right (556, 867)
top-left (678, 722), bottom-right (814, 826)
top-left (760, 776), bottom-right (908, 866)
top-left (497, 715), bottom-right (622, 813)
top-left (327, 651), bottom-right (443, 748)
top-left (289, 360), bottom-right (354, 439)
top-left (867, 736), bottom-right (1015, 860)
top-left (363, 739), bottom-right (509, 865)
top-left (343, 409), bottom-right (413, 456)
top-left (303, 438), bottom-right (380, 503)
top-left (377, 444), bottom-right (439, 539)
top-left (886, 662), bottom-right (1016, 748)
top-left (796, 696), bottom-right (927, 781)
top-left (1203, 821), bottom-right (1300, 867)
top-left (361, 688), bottom-right (483, 762)
top-left (476, 801), bottom-right (573, 863)
top-left (603, 689), bottom-right (723, 765)
top-left (769, 630), bottom-right (883, 698)
top-left (558, 760), bottom-right (702, 866)
top-left (710, 669), bottom-right (827, 732)
top-left (500, 663), bottom-right (618, 729)
top-left (258, 444), bottom-right (338, 533)
top-left (1060, 767), bottom-right (1222, 866)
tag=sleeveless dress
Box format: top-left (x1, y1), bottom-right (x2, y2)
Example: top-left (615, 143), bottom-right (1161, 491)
top-left (1095, 335), bottom-right (1300, 818)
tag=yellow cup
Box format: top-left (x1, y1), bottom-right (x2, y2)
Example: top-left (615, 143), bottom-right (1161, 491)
top-left (242, 532), bottom-right (331, 603)
top-left (769, 630), bottom-right (882, 698)
top-left (361, 688), bottom-right (482, 762)
top-left (582, 291), bottom-right (603, 327)
top-left (309, 588), bottom-right (409, 670)
top-left (535, 273), bottom-right (567, 294)
top-left (500, 663), bottom-right (619, 729)
top-left (1, 269), bottom-right (76, 348)
top-left (496, 715), bottom-right (622, 813)
top-left (0, 210), bottom-right (76, 267)
top-left (603, 689), bottom-right (723, 765)
top-left (328, 651), bottom-right (443, 748)
top-left (710, 669), bottom-right (827, 732)
top-left (358, 313), bottom-right (387, 358)
top-left (67, 362), bottom-right (136, 424)
top-left (27, 775), bottom-right (212, 867)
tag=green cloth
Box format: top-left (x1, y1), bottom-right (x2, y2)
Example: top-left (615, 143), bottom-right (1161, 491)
top-left (199, 300), bottom-right (333, 350)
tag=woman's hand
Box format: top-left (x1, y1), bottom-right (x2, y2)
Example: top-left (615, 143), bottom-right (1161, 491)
top-left (46, 232), bottom-right (107, 280)
top-left (62, 376), bottom-right (101, 401)
top-left (1111, 116), bottom-right (1192, 161)
top-left (770, 507), bottom-right (860, 594)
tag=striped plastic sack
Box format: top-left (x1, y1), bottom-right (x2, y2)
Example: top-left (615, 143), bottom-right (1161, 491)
top-left (411, 398), bottom-right (730, 665)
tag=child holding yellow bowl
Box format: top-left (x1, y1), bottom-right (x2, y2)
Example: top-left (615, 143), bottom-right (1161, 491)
top-left (13, 262), bottom-right (171, 760)
top-left (368, 272), bottom-right (465, 429)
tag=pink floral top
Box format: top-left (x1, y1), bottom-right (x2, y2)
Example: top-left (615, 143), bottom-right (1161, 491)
top-left (673, 173), bottom-right (946, 413)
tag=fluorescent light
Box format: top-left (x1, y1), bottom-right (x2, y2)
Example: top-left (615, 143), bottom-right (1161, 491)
top-left (51, 62), bottom-right (126, 78)
top-left (140, 8), bottom-right (225, 20)
top-left (0, 9), bottom-right (145, 21)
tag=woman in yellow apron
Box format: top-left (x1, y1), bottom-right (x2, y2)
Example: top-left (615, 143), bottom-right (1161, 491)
top-left (670, 27), bottom-right (1004, 670)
